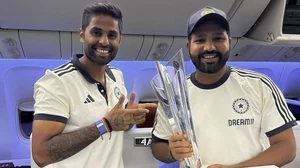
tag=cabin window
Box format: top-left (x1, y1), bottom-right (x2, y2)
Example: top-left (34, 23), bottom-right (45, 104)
top-left (18, 101), bottom-right (34, 139)
top-left (135, 100), bottom-right (158, 128)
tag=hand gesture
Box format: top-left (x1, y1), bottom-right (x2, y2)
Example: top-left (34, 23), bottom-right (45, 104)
top-left (105, 94), bottom-right (149, 131)
top-left (126, 92), bottom-right (157, 125)
top-left (168, 133), bottom-right (193, 162)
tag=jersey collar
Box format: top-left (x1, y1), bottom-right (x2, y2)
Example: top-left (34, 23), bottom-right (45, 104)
top-left (190, 65), bottom-right (231, 89)
top-left (71, 54), bottom-right (116, 83)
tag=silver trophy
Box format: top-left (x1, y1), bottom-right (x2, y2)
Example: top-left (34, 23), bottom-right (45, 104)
top-left (151, 49), bottom-right (201, 167)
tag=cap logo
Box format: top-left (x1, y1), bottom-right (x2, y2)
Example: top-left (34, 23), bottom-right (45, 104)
top-left (200, 8), bottom-right (215, 17)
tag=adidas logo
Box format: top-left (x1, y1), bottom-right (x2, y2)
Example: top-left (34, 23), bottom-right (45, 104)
top-left (84, 94), bottom-right (95, 104)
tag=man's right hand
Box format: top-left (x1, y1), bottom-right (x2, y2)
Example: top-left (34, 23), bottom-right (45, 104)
top-left (105, 94), bottom-right (149, 131)
top-left (168, 133), bottom-right (193, 162)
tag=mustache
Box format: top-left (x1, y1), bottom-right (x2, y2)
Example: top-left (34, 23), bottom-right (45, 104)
top-left (198, 50), bottom-right (222, 59)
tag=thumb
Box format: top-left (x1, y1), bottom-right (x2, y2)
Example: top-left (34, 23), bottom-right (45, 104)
top-left (116, 94), bottom-right (125, 108)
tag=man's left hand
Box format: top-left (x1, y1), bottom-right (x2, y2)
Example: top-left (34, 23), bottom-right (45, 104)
top-left (126, 92), bottom-right (157, 125)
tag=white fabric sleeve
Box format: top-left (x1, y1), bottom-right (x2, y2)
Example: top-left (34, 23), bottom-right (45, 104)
top-left (261, 78), bottom-right (297, 137)
top-left (33, 70), bottom-right (71, 122)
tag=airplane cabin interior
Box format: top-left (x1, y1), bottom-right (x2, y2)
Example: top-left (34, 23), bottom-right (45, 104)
top-left (0, 0), bottom-right (299, 167)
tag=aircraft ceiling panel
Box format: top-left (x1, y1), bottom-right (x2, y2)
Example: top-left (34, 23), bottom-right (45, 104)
top-left (289, 52), bottom-right (300, 62)
top-left (230, 44), bottom-right (261, 61)
top-left (229, 38), bottom-right (259, 61)
top-left (0, 30), bottom-right (25, 58)
top-left (277, 47), bottom-right (300, 62)
top-left (247, 46), bottom-right (284, 61)
top-left (60, 32), bottom-right (72, 59)
top-left (230, 38), bottom-right (238, 50)
top-left (145, 36), bottom-right (173, 61)
top-left (19, 30), bottom-right (61, 59)
top-left (71, 32), bottom-right (83, 56)
top-left (268, 47), bottom-right (295, 61)
top-left (115, 35), bottom-right (143, 60)
top-left (162, 36), bottom-right (189, 61)
top-left (0, 0), bottom-right (269, 37)
top-left (136, 35), bottom-right (154, 60)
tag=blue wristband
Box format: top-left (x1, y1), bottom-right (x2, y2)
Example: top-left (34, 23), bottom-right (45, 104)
top-left (95, 120), bottom-right (107, 135)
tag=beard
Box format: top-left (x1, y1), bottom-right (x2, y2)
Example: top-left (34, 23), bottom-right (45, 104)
top-left (84, 45), bottom-right (118, 65)
top-left (190, 49), bottom-right (229, 74)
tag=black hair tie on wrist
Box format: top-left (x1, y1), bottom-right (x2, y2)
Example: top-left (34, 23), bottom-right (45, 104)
top-left (103, 117), bottom-right (113, 140)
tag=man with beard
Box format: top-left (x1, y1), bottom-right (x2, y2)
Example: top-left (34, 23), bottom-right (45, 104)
top-left (31, 2), bottom-right (156, 168)
top-left (151, 6), bottom-right (297, 168)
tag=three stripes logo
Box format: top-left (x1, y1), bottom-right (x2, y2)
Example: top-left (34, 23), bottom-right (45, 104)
top-left (84, 94), bottom-right (95, 104)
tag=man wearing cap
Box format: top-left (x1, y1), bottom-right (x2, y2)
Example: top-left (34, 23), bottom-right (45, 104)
top-left (151, 6), bottom-right (297, 168)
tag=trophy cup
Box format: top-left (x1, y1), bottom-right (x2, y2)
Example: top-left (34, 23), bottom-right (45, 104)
top-left (151, 49), bottom-right (201, 167)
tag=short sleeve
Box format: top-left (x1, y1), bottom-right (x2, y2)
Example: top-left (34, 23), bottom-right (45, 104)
top-left (33, 70), bottom-right (71, 124)
top-left (261, 77), bottom-right (297, 137)
top-left (152, 102), bottom-right (174, 142)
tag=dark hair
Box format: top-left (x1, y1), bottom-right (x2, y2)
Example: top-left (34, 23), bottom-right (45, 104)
top-left (82, 1), bottom-right (123, 34)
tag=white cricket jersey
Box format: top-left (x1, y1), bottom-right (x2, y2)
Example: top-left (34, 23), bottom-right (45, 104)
top-left (152, 66), bottom-right (297, 168)
top-left (33, 54), bottom-right (127, 168)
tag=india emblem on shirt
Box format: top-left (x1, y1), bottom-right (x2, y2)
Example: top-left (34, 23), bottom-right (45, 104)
top-left (114, 87), bottom-right (121, 99)
top-left (232, 98), bottom-right (249, 114)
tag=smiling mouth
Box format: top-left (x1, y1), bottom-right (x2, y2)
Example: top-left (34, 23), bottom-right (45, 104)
top-left (201, 55), bottom-right (219, 63)
top-left (93, 47), bottom-right (111, 55)
top-left (202, 55), bottom-right (217, 59)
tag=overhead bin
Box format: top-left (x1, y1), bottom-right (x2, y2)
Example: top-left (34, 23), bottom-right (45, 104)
top-left (0, 0), bottom-right (284, 61)
top-left (0, 0), bottom-right (270, 38)
top-left (230, 0), bottom-right (300, 62)
top-left (228, 0), bottom-right (271, 37)
top-left (71, 32), bottom-right (83, 57)
top-left (246, 0), bottom-right (300, 45)
top-left (60, 32), bottom-right (72, 59)
top-left (19, 30), bottom-right (61, 59)
top-left (115, 35), bottom-right (143, 60)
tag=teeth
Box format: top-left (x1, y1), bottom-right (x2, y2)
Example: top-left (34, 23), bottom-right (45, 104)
top-left (96, 49), bottom-right (109, 53)
top-left (204, 55), bottom-right (216, 59)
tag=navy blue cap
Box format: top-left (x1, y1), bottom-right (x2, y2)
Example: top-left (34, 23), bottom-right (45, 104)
top-left (187, 6), bottom-right (230, 36)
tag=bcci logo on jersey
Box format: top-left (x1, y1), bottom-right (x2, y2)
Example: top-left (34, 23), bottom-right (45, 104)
top-left (229, 98), bottom-right (254, 127)
top-left (114, 87), bottom-right (121, 99)
top-left (232, 98), bottom-right (249, 114)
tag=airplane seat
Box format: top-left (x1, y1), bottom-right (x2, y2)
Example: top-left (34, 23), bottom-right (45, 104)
top-left (227, 62), bottom-right (285, 86)
top-left (3, 66), bottom-right (46, 162)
